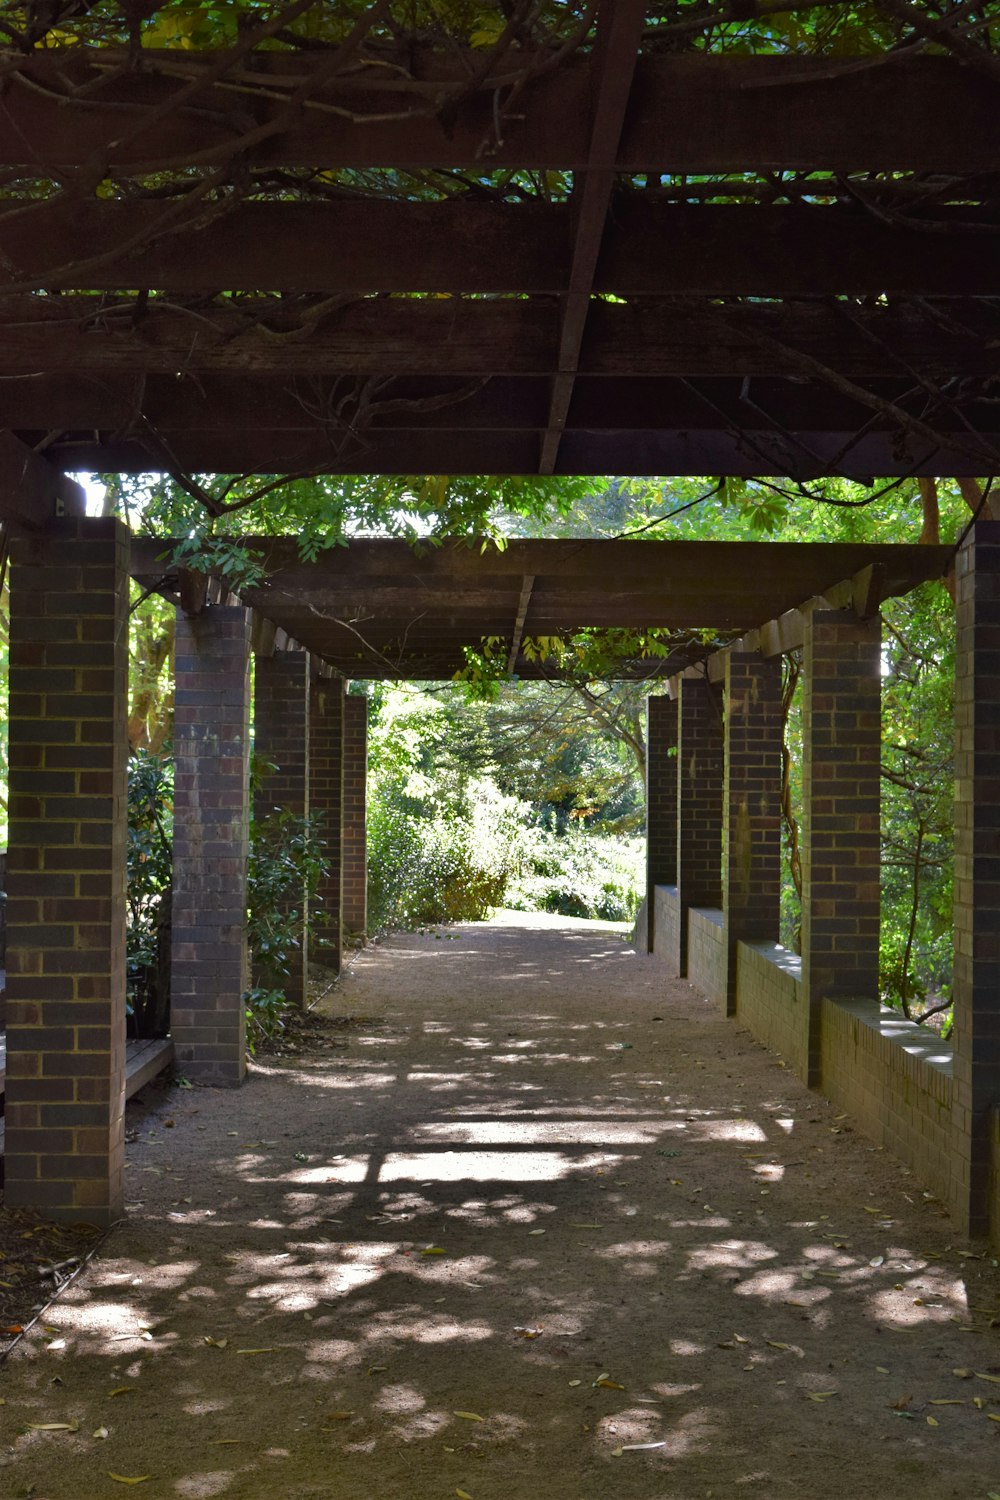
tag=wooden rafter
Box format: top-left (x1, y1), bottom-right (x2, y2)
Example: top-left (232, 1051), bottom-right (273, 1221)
top-left (539, 0), bottom-right (646, 476)
top-left (507, 574), bottom-right (535, 677)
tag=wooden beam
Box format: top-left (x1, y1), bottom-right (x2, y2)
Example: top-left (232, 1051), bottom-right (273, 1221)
top-left (506, 574), bottom-right (535, 677)
top-left (0, 297), bottom-right (993, 380)
top-left (44, 423), bottom-right (1000, 478)
top-left (540, 0), bottom-right (645, 475)
top-left (0, 432), bottom-right (85, 529)
top-left (3, 53), bottom-right (996, 173)
top-left (3, 201), bottom-right (997, 297)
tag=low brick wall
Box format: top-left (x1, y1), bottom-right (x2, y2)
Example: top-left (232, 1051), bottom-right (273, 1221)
top-left (688, 907), bottom-right (724, 1004)
top-left (653, 885), bottom-right (679, 965)
top-left (821, 996), bottom-right (954, 1205)
top-left (735, 940), bottom-right (806, 1074)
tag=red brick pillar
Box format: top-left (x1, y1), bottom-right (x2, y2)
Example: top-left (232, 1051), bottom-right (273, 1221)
top-left (172, 607), bottom-right (250, 1086)
top-left (343, 694), bottom-right (369, 941)
top-left (254, 649), bottom-right (310, 1007)
top-left (722, 652), bottom-right (783, 1015)
top-left (801, 610), bottom-right (881, 1086)
top-left (952, 522), bottom-right (1000, 1235)
top-left (676, 675), bottom-right (724, 976)
top-left (645, 695), bottom-right (678, 953)
top-left (5, 518), bottom-right (128, 1225)
top-left (309, 677), bottom-right (344, 971)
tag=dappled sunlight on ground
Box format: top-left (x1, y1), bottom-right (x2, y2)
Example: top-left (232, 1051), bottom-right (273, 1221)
top-left (4, 916), bottom-right (1000, 1499)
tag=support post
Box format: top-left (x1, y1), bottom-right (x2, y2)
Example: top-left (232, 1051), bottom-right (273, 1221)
top-left (645, 695), bottom-right (678, 954)
top-left (723, 652), bottom-right (783, 1015)
top-left (800, 610), bottom-right (881, 1087)
top-left (309, 677), bottom-right (344, 971)
top-left (675, 675), bottom-right (724, 976)
top-left (5, 518), bottom-right (128, 1224)
top-left (172, 606), bottom-right (251, 1085)
top-left (952, 522), bottom-right (1000, 1236)
top-left (343, 694), bottom-right (369, 942)
top-left (253, 649), bottom-right (310, 1007)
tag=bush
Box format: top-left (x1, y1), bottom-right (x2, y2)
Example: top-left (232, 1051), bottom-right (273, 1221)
top-left (505, 824), bottom-right (642, 922)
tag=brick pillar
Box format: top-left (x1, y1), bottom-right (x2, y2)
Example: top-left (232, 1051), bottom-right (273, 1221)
top-left (801, 610), bottom-right (881, 1087)
top-left (5, 518), bottom-right (128, 1225)
top-left (254, 649), bottom-right (310, 1007)
top-left (723, 652), bottom-right (783, 1015)
top-left (343, 694), bottom-right (369, 940)
top-left (676, 675), bottom-right (724, 976)
top-left (952, 521), bottom-right (1000, 1235)
top-left (309, 676), bottom-right (344, 971)
top-left (645, 695), bottom-right (678, 953)
top-left (172, 607), bottom-right (250, 1086)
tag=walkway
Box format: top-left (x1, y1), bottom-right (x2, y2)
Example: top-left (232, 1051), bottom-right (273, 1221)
top-left (2, 913), bottom-right (999, 1500)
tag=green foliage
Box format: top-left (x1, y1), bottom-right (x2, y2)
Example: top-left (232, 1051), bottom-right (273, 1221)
top-left (506, 825), bottom-right (642, 923)
top-left (126, 749), bottom-right (173, 1033)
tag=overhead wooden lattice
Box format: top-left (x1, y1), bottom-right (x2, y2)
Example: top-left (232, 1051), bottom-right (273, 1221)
top-left (130, 536), bottom-right (951, 679)
top-left (1, 2), bottom-right (998, 482)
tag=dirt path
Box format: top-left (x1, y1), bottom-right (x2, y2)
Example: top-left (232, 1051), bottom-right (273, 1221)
top-left (3, 912), bottom-right (1000, 1500)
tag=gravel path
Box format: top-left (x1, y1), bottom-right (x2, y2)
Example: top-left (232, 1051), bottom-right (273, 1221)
top-left (3, 911), bottom-right (1000, 1500)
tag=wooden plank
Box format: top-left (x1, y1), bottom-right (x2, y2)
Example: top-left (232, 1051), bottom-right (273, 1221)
top-left (2, 201), bottom-right (996, 296)
top-left (46, 423), bottom-right (1000, 478)
top-left (0, 433), bottom-right (86, 529)
top-left (540, 0), bottom-right (646, 475)
top-left (125, 1037), bottom-right (175, 1099)
top-left (0, 297), bottom-right (993, 380)
top-left (2, 54), bottom-right (996, 173)
top-left (506, 575), bottom-right (535, 677)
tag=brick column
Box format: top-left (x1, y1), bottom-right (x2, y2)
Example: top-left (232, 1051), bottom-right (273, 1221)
top-left (723, 652), bottom-right (783, 1016)
top-left (676, 675), bottom-right (724, 976)
top-left (952, 521), bottom-right (1000, 1235)
top-left (800, 610), bottom-right (881, 1087)
top-left (172, 607), bottom-right (250, 1086)
top-left (254, 649), bottom-right (310, 1007)
top-left (5, 518), bottom-right (128, 1225)
top-left (645, 694), bottom-right (678, 953)
top-left (343, 694), bottom-right (369, 940)
top-left (309, 676), bottom-right (344, 971)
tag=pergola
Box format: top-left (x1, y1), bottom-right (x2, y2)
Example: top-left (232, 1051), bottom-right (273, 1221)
top-left (1, 2), bottom-right (999, 1243)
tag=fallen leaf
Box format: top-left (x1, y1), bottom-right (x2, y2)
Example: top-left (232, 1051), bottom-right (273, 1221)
top-left (926, 1416), bottom-right (939, 1426)
top-left (108, 1387), bottom-right (131, 1398)
top-left (569, 1223), bottom-right (603, 1229)
top-left (513, 1327), bottom-right (542, 1339)
top-left (28, 1421), bottom-right (79, 1432)
top-left (456, 1490), bottom-right (474, 1499)
top-left (974, 1397), bottom-right (987, 1410)
top-left (733, 1334), bottom-right (750, 1345)
top-left (367, 1365), bottom-right (388, 1376)
top-left (621, 1440), bottom-right (668, 1451)
top-left (324, 1412), bottom-right (354, 1422)
top-left (108, 1476), bottom-right (151, 1485)
top-left (988, 1415), bottom-right (1000, 1425)
top-left (453, 1411), bottom-right (485, 1422)
top-left (611, 1446), bottom-right (624, 1457)
top-left (767, 1341), bottom-right (792, 1351)
top-left (807, 1392), bottom-right (838, 1402)
top-left (594, 1377), bottom-right (626, 1390)
top-left (976, 1373), bottom-right (1000, 1384)
top-left (928, 1399), bottom-right (965, 1405)
top-left (568, 1380), bottom-right (582, 1388)
top-left (421, 1247), bottom-right (447, 1256)
top-left (876, 1366), bottom-right (890, 1375)
top-left (92, 1426), bottom-right (109, 1440)
top-left (869, 1257), bottom-right (885, 1268)
top-left (891, 1396), bottom-right (912, 1411)
top-left (203, 1336), bottom-right (228, 1349)
top-left (528, 1229), bottom-right (546, 1237)
top-left (953, 1368), bottom-right (975, 1378)
top-left (235, 1348), bottom-right (277, 1356)
top-left (209, 1439), bottom-right (241, 1445)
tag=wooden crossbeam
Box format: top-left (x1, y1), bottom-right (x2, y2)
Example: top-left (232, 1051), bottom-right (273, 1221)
top-left (0, 433), bottom-right (85, 528)
top-left (42, 421), bottom-right (1000, 478)
top-left (3, 201), bottom-right (997, 297)
top-left (3, 54), bottom-right (996, 173)
top-left (507, 574), bottom-right (535, 677)
top-left (1, 298), bottom-right (993, 381)
top-left (539, 0), bottom-right (645, 476)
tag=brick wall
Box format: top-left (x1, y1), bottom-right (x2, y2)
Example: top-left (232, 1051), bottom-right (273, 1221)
top-left (254, 650), bottom-right (310, 1005)
top-left (343, 694), bottom-right (368, 938)
top-left (952, 522), bottom-right (1000, 1234)
top-left (801, 611), bottom-right (881, 1085)
top-left (735, 941), bottom-right (805, 1073)
top-left (821, 997), bottom-right (954, 1205)
top-left (172, 606), bottom-right (250, 1086)
top-left (723, 653), bottom-right (782, 1015)
top-left (676, 677), bottom-right (723, 974)
top-left (652, 885), bottom-right (680, 968)
top-left (687, 907), bottom-right (724, 1004)
top-left (310, 677), bottom-right (344, 969)
top-left (645, 695), bottom-right (678, 953)
top-left (4, 518), bottom-right (128, 1224)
